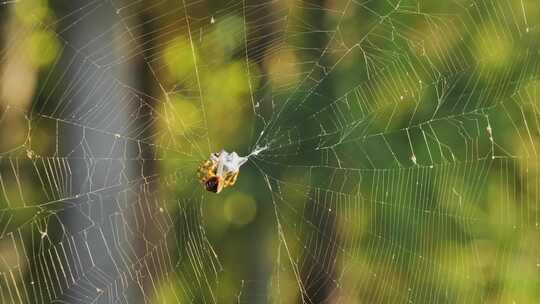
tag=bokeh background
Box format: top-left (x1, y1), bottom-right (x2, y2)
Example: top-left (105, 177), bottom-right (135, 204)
top-left (0, 0), bottom-right (539, 303)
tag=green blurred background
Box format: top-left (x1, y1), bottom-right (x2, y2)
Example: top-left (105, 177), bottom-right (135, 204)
top-left (0, 0), bottom-right (539, 303)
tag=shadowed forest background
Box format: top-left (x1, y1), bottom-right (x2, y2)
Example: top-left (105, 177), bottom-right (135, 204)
top-left (0, 0), bottom-right (540, 303)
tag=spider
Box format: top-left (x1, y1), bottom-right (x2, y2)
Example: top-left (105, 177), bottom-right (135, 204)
top-left (197, 150), bottom-right (248, 193)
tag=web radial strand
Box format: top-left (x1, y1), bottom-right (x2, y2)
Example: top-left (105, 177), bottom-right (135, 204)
top-left (0, 0), bottom-right (538, 303)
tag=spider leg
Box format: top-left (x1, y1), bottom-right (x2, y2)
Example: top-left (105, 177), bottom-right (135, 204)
top-left (224, 171), bottom-right (239, 187)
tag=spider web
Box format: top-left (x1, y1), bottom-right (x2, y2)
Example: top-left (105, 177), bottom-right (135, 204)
top-left (0, 0), bottom-right (539, 303)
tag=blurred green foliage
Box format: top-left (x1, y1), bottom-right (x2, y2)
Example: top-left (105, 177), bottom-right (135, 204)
top-left (1, 0), bottom-right (540, 303)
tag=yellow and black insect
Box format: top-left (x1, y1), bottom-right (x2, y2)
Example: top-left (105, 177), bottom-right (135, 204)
top-left (197, 150), bottom-right (247, 193)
